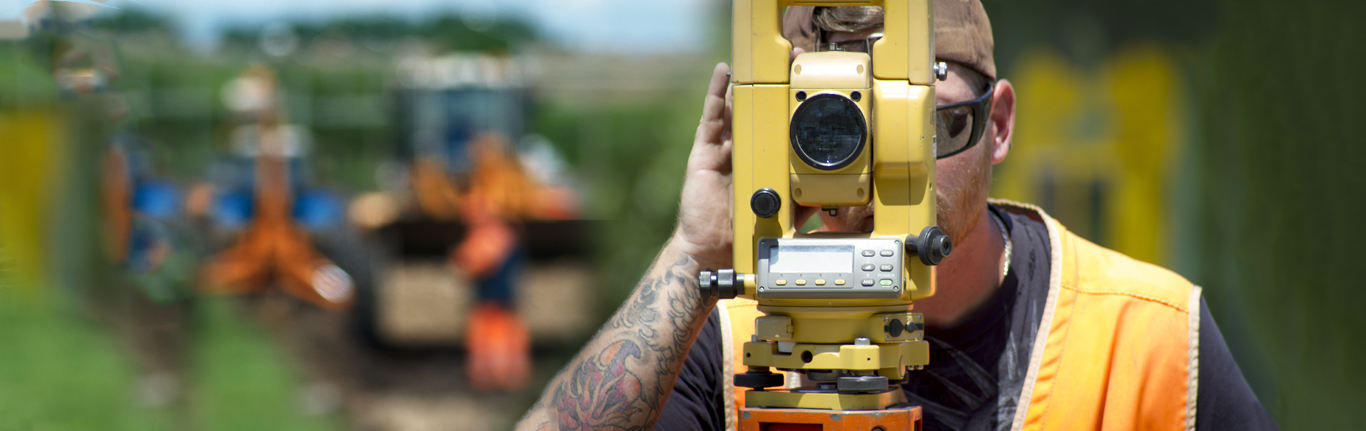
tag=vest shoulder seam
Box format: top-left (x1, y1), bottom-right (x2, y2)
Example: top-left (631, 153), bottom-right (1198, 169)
top-left (1064, 231), bottom-right (1193, 311)
top-left (1059, 285), bottom-right (1191, 313)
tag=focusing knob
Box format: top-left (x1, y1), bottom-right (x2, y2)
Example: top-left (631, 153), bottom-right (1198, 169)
top-left (698, 269), bottom-right (742, 300)
top-left (750, 188), bottom-right (781, 218)
top-left (906, 226), bottom-right (952, 265)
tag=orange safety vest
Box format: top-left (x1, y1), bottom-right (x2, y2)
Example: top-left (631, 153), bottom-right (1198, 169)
top-left (719, 201), bottom-right (1201, 431)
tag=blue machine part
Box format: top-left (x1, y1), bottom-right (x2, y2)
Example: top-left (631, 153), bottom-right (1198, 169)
top-left (476, 248), bottom-right (525, 307)
top-left (293, 188), bottom-right (344, 231)
top-left (126, 217), bottom-right (170, 274)
top-left (132, 180), bottom-right (182, 221)
top-left (212, 188), bottom-right (254, 229)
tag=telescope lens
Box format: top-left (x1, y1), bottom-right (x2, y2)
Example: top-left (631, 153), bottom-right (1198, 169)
top-left (790, 94), bottom-right (867, 170)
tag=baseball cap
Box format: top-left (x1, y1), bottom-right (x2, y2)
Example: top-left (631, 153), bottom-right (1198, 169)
top-left (783, 0), bottom-right (997, 80)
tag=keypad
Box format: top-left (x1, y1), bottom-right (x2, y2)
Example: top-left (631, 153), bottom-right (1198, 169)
top-left (757, 239), bottom-right (902, 297)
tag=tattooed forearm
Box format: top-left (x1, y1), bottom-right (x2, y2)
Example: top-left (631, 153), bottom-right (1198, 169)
top-left (516, 243), bottom-right (715, 431)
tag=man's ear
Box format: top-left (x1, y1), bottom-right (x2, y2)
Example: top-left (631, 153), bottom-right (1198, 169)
top-left (989, 79), bottom-right (1016, 165)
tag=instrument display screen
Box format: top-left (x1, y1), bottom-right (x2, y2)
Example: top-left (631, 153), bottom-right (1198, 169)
top-left (767, 245), bottom-right (854, 274)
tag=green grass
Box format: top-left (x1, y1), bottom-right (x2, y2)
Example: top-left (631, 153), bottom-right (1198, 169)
top-left (0, 290), bottom-right (343, 431)
top-left (0, 292), bottom-right (171, 430)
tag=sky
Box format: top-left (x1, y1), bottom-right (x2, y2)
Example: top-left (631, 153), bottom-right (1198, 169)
top-left (0, 0), bottom-right (720, 53)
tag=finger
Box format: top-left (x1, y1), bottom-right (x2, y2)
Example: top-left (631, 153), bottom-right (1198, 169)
top-left (722, 77), bottom-right (733, 143)
top-left (696, 63), bottom-right (731, 145)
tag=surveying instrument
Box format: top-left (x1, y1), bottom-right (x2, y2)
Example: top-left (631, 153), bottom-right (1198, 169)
top-left (698, 0), bottom-right (951, 429)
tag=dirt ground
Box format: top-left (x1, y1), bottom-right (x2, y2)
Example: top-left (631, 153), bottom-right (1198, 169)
top-left (107, 260), bottom-right (597, 431)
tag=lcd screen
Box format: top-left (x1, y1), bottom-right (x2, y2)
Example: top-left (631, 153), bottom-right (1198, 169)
top-left (768, 245), bottom-right (854, 274)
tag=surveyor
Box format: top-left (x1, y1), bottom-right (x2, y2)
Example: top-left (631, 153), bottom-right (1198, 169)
top-left (518, 1), bottom-right (1277, 429)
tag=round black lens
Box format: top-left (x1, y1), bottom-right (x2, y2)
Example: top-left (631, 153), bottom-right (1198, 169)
top-left (790, 93), bottom-right (867, 170)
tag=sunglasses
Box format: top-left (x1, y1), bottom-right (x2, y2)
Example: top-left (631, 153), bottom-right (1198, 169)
top-left (935, 80), bottom-right (994, 159)
top-left (817, 32), bottom-right (995, 159)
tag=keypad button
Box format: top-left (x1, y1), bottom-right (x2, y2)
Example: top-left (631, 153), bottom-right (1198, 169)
top-left (835, 279), bottom-right (846, 285)
top-left (880, 279), bottom-right (893, 286)
top-left (815, 279), bottom-right (826, 286)
top-left (795, 279), bottom-right (807, 286)
top-left (862, 250), bottom-right (876, 257)
top-left (775, 279), bottom-right (787, 286)
top-left (861, 279), bottom-right (875, 286)
top-left (862, 264), bottom-right (875, 271)
top-left (880, 250), bottom-right (894, 257)
top-left (880, 264), bottom-right (893, 272)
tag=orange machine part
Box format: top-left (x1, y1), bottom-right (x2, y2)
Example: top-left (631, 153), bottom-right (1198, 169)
top-left (200, 152), bottom-right (353, 311)
top-left (465, 302), bottom-right (531, 391)
top-left (410, 157), bottom-right (464, 221)
top-left (100, 146), bottom-right (133, 263)
top-left (739, 406), bottom-right (922, 431)
top-left (410, 132), bottom-right (578, 224)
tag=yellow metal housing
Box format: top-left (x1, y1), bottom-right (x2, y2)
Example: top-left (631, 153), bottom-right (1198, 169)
top-left (728, 0), bottom-right (939, 409)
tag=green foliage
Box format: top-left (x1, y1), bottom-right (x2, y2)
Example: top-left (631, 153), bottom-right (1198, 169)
top-left (91, 6), bottom-right (176, 35)
top-left (982, 0), bottom-right (1217, 71)
top-left (531, 97), bottom-right (709, 305)
top-left (1194, 0), bottom-right (1366, 427)
top-left (219, 13), bottom-right (538, 54)
top-left (0, 44), bottom-right (58, 109)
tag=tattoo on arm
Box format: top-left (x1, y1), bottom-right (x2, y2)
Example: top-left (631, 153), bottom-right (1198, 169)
top-left (520, 252), bottom-right (711, 431)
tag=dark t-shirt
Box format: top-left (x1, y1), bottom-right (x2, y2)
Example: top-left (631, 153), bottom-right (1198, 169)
top-left (655, 205), bottom-right (1278, 431)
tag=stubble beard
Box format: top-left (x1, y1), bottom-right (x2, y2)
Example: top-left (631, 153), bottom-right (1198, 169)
top-left (935, 146), bottom-right (993, 248)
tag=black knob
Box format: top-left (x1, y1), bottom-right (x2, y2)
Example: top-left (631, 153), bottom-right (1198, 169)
top-left (750, 188), bottom-right (781, 218)
top-left (836, 375), bottom-right (889, 393)
top-left (884, 318), bottom-right (905, 337)
top-left (906, 226), bottom-right (952, 265)
top-left (734, 370), bottom-right (785, 389)
top-left (698, 269), bottom-right (742, 300)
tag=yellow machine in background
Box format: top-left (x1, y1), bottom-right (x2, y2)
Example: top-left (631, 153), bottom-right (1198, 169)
top-left (994, 46), bottom-right (1183, 267)
top-left (698, 0), bottom-right (949, 428)
top-left (0, 111), bottom-right (63, 291)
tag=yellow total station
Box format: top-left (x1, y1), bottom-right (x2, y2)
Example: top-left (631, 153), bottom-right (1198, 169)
top-left (697, 0), bottom-right (952, 411)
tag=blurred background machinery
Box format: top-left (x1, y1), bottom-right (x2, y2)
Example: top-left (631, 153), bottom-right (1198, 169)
top-left (2, 0), bottom-right (1364, 429)
top-left (350, 53), bottom-right (596, 390)
top-left (195, 63), bottom-right (361, 311)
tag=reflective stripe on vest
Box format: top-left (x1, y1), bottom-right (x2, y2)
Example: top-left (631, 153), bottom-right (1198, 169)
top-left (720, 201), bottom-right (1200, 431)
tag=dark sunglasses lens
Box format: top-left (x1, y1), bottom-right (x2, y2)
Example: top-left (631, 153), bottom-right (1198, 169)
top-left (936, 106), bottom-right (973, 157)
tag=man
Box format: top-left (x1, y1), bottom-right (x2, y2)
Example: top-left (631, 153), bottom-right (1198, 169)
top-left (518, 1), bottom-right (1277, 430)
